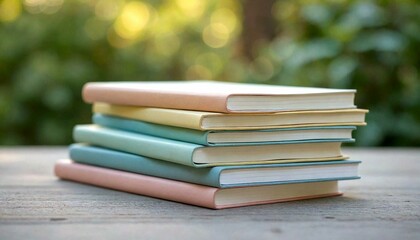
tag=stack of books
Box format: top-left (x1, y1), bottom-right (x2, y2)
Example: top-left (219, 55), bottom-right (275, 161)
top-left (55, 81), bottom-right (368, 209)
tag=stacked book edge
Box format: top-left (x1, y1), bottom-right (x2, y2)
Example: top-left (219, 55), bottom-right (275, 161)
top-left (55, 81), bottom-right (368, 209)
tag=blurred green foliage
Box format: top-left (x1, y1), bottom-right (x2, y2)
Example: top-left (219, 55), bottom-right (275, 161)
top-left (0, 0), bottom-right (419, 146)
top-left (266, 0), bottom-right (420, 146)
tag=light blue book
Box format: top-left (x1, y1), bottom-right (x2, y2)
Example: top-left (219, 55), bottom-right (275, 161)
top-left (93, 114), bottom-right (356, 146)
top-left (69, 144), bottom-right (361, 188)
top-left (73, 125), bottom-right (353, 168)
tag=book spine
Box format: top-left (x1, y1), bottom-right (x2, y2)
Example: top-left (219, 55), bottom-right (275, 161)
top-left (73, 125), bottom-right (199, 167)
top-left (69, 144), bottom-right (222, 187)
top-left (215, 192), bottom-right (342, 209)
top-left (93, 114), bottom-right (210, 146)
top-left (93, 103), bottom-right (206, 130)
top-left (54, 160), bottom-right (218, 209)
top-left (83, 84), bottom-right (230, 113)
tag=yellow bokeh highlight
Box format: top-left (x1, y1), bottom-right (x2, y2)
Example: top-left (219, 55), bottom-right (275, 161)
top-left (0, 0), bottom-right (21, 22)
top-left (175, 0), bottom-right (206, 19)
top-left (114, 1), bottom-right (151, 40)
top-left (202, 22), bottom-right (230, 48)
top-left (211, 8), bottom-right (238, 33)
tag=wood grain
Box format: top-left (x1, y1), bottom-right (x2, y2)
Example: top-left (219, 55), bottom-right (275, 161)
top-left (0, 147), bottom-right (419, 240)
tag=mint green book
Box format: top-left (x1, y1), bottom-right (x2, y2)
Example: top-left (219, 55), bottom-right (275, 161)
top-left (73, 125), bottom-right (351, 167)
top-left (69, 144), bottom-right (361, 188)
top-left (93, 114), bottom-right (356, 146)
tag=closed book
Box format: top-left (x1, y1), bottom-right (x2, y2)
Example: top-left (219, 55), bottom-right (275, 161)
top-left (83, 81), bottom-right (356, 113)
top-left (55, 160), bottom-right (342, 209)
top-left (93, 114), bottom-right (356, 146)
top-left (73, 125), bottom-right (350, 167)
top-left (93, 103), bottom-right (368, 130)
top-left (69, 144), bottom-right (361, 188)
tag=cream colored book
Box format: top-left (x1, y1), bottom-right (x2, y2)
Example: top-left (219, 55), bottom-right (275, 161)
top-left (93, 103), bottom-right (368, 131)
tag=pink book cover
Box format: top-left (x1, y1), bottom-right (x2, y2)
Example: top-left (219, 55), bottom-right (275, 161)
top-left (54, 160), bottom-right (341, 209)
top-left (82, 81), bottom-right (355, 113)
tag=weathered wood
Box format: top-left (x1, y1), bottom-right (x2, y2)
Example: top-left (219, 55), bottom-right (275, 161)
top-left (0, 147), bottom-right (419, 240)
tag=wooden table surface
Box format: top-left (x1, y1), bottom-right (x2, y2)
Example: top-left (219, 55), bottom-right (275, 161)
top-left (0, 147), bottom-right (419, 240)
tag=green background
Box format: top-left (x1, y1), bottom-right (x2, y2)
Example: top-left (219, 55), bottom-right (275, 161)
top-left (1, 0), bottom-right (419, 146)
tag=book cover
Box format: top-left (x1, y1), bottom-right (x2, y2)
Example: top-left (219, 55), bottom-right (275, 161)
top-left (83, 81), bottom-right (356, 113)
top-left (69, 144), bottom-right (361, 188)
top-left (73, 125), bottom-right (350, 167)
top-left (93, 103), bottom-right (368, 130)
top-left (55, 159), bottom-right (342, 209)
top-left (93, 113), bottom-right (356, 146)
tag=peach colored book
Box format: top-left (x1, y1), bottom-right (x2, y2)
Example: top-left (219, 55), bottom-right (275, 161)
top-left (82, 81), bottom-right (356, 113)
top-left (55, 160), bottom-right (341, 209)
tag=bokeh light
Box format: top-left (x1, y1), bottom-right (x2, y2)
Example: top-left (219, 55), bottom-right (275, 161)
top-left (0, 0), bottom-right (419, 146)
top-left (0, 0), bottom-right (22, 22)
top-left (202, 22), bottom-right (231, 48)
top-left (113, 1), bottom-right (152, 41)
top-left (24, 0), bottom-right (64, 15)
top-left (175, 0), bottom-right (206, 19)
top-left (211, 8), bottom-right (238, 33)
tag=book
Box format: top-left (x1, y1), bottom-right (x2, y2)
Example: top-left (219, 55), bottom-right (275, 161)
top-left (55, 159), bottom-right (342, 209)
top-left (82, 81), bottom-right (356, 113)
top-left (93, 103), bottom-right (368, 130)
top-left (70, 144), bottom-right (361, 188)
top-left (93, 114), bottom-right (356, 146)
top-left (73, 125), bottom-right (350, 167)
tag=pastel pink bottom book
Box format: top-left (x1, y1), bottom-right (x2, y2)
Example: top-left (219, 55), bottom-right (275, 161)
top-left (55, 159), bottom-right (342, 209)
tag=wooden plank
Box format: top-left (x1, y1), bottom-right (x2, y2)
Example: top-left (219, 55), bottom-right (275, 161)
top-left (0, 147), bottom-right (419, 240)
